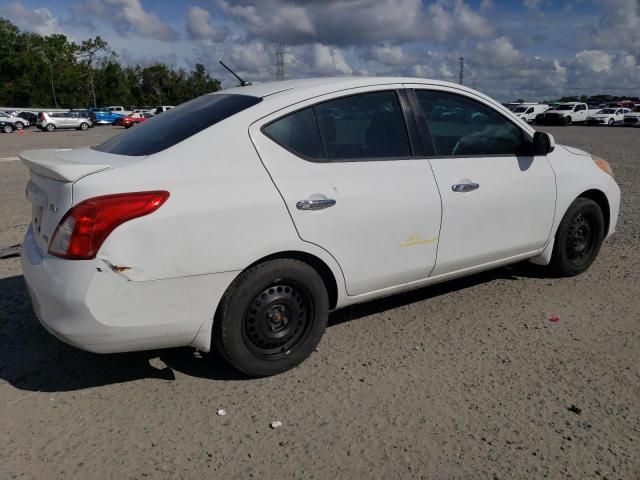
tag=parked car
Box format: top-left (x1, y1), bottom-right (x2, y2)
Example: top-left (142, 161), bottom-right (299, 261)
top-left (107, 106), bottom-right (131, 115)
top-left (88, 108), bottom-right (124, 125)
top-left (623, 107), bottom-right (640, 127)
top-left (586, 108), bottom-right (630, 126)
top-left (0, 120), bottom-right (15, 133)
top-left (116, 112), bottom-right (153, 128)
top-left (20, 77), bottom-right (620, 377)
top-left (0, 111), bottom-right (29, 129)
top-left (511, 104), bottom-right (549, 123)
top-left (153, 105), bottom-right (174, 114)
top-left (37, 112), bottom-right (92, 132)
top-left (13, 111), bottom-right (38, 127)
top-left (536, 102), bottom-right (589, 125)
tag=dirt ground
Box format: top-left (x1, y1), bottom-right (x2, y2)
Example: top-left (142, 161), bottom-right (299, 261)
top-left (1, 126), bottom-right (639, 479)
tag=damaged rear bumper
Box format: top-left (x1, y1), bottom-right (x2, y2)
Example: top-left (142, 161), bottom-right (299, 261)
top-left (21, 226), bottom-right (237, 353)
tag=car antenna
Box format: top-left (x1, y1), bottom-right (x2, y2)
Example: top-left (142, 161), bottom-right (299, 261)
top-left (219, 60), bottom-right (252, 87)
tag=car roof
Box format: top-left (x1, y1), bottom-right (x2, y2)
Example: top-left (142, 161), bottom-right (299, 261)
top-left (219, 76), bottom-right (483, 99)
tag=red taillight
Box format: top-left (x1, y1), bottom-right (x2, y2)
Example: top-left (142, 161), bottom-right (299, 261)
top-left (48, 191), bottom-right (170, 260)
top-left (38, 113), bottom-right (45, 121)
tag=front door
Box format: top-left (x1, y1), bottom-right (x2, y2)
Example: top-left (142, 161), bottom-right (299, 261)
top-left (409, 86), bottom-right (556, 276)
top-left (250, 87), bottom-right (442, 296)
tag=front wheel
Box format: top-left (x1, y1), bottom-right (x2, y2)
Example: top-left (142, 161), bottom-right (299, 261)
top-left (79, 122), bottom-right (89, 131)
top-left (2, 124), bottom-right (13, 133)
top-left (565, 116), bottom-right (573, 126)
top-left (550, 198), bottom-right (605, 276)
top-left (14, 121), bottom-right (24, 130)
top-left (213, 259), bottom-right (329, 377)
top-left (608, 118), bottom-right (614, 126)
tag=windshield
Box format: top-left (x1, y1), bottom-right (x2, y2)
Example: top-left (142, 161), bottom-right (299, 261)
top-left (555, 105), bottom-right (574, 111)
top-left (93, 94), bottom-right (262, 156)
top-left (513, 107), bottom-right (527, 113)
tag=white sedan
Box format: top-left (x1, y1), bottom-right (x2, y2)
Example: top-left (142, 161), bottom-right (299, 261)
top-left (20, 77), bottom-right (620, 376)
top-left (587, 107), bottom-right (630, 126)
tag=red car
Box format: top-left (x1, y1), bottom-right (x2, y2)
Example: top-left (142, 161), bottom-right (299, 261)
top-left (117, 112), bottom-right (153, 128)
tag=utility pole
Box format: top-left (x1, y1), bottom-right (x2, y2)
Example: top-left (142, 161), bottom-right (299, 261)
top-left (458, 57), bottom-right (464, 86)
top-left (276, 44), bottom-right (286, 81)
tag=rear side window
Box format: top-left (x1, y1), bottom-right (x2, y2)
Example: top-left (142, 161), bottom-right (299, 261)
top-left (415, 90), bottom-right (529, 156)
top-left (263, 108), bottom-right (324, 160)
top-left (315, 91), bottom-right (411, 160)
top-left (93, 94), bottom-right (261, 156)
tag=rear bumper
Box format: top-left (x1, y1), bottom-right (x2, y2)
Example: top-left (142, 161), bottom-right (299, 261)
top-left (21, 226), bottom-right (237, 353)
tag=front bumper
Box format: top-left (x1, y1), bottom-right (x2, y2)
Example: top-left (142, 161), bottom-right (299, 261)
top-left (21, 226), bottom-right (237, 353)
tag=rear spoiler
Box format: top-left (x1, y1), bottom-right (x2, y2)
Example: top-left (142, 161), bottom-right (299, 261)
top-left (19, 148), bottom-right (142, 182)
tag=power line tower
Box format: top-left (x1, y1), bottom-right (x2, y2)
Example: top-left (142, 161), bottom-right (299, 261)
top-left (276, 44), bottom-right (286, 81)
top-left (458, 57), bottom-right (464, 85)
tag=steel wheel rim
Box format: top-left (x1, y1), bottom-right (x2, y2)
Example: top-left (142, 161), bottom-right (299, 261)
top-left (566, 212), bottom-right (596, 266)
top-left (242, 281), bottom-right (314, 359)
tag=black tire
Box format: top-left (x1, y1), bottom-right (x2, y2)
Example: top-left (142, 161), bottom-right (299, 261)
top-left (565, 116), bottom-right (572, 126)
top-left (2, 124), bottom-right (13, 133)
top-left (79, 122), bottom-right (89, 131)
top-left (14, 121), bottom-right (24, 130)
top-left (46, 123), bottom-right (55, 132)
top-left (608, 118), bottom-right (614, 126)
top-left (213, 259), bottom-right (329, 377)
top-left (550, 198), bottom-right (605, 276)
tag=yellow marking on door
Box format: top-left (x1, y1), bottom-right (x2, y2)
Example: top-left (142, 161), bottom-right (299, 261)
top-left (400, 233), bottom-right (438, 247)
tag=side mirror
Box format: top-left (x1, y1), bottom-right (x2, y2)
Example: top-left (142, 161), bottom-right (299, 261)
top-left (533, 131), bottom-right (555, 155)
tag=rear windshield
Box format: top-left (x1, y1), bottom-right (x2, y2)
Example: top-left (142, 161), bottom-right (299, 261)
top-left (93, 94), bottom-right (262, 156)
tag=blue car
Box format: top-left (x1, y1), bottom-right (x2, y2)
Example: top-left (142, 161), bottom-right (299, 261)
top-left (87, 107), bottom-right (124, 125)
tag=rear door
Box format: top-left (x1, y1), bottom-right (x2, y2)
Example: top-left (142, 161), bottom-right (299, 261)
top-left (250, 87), bottom-right (442, 296)
top-left (407, 85), bottom-right (556, 275)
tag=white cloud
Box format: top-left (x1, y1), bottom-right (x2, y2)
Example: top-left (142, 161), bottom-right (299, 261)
top-left (310, 44), bottom-right (353, 75)
top-left (591, 0), bottom-right (640, 56)
top-left (574, 49), bottom-right (613, 72)
top-left (474, 36), bottom-right (522, 66)
top-left (186, 6), bottom-right (226, 41)
top-left (4, 3), bottom-right (61, 36)
top-left (76, 0), bottom-right (178, 40)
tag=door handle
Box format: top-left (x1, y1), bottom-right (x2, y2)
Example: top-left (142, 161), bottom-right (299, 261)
top-left (296, 198), bottom-right (336, 210)
top-left (451, 182), bottom-right (480, 193)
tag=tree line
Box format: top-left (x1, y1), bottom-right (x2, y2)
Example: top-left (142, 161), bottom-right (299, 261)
top-left (0, 18), bottom-right (222, 109)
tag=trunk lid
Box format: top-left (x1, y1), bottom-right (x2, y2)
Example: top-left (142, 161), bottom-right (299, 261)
top-left (20, 147), bottom-right (145, 254)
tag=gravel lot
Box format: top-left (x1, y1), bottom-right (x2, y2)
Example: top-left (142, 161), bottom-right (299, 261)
top-left (1, 126), bottom-right (639, 479)
top-left (0, 126), bottom-right (122, 159)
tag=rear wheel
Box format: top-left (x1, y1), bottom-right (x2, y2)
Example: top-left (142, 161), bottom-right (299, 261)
top-left (550, 198), bottom-right (604, 276)
top-left (2, 124), bottom-right (13, 133)
top-left (46, 123), bottom-right (55, 132)
top-left (79, 122), bottom-right (89, 131)
top-left (213, 259), bottom-right (329, 377)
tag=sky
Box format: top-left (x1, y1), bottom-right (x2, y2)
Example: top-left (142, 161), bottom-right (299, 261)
top-left (2, 0), bottom-right (640, 101)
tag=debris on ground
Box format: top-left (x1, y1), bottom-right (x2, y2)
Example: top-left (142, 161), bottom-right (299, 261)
top-left (270, 420), bottom-right (282, 429)
top-left (0, 244), bottom-right (21, 259)
top-left (548, 315), bottom-right (560, 323)
top-left (568, 405), bottom-right (582, 415)
top-left (216, 409), bottom-right (227, 416)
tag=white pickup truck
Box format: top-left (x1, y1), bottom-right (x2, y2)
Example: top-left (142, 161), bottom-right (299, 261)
top-left (536, 102), bottom-right (589, 125)
top-left (106, 106), bottom-right (131, 115)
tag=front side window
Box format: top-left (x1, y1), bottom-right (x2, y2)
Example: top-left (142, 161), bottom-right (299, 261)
top-left (415, 90), bottom-right (529, 156)
top-left (314, 91), bottom-right (411, 160)
top-left (93, 94), bottom-right (261, 156)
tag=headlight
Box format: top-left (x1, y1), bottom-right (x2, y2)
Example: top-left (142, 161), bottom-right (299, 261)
top-left (592, 155), bottom-right (614, 177)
